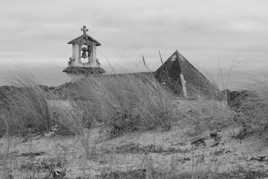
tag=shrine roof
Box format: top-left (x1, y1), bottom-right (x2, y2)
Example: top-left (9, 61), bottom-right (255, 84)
top-left (67, 34), bottom-right (101, 46)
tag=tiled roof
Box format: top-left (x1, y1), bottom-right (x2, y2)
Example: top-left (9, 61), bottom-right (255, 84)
top-left (67, 35), bottom-right (101, 46)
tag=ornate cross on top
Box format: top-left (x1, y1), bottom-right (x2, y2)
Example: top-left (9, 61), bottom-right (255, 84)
top-left (81, 25), bottom-right (88, 36)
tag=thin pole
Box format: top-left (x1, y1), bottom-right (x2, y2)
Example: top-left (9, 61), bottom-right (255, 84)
top-left (142, 55), bottom-right (150, 71)
top-left (158, 50), bottom-right (164, 64)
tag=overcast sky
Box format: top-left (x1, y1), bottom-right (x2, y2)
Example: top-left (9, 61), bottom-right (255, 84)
top-left (1, 0), bottom-right (268, 87)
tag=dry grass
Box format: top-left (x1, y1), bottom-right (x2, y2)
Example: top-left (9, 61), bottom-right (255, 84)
top-left (0, 79), bottom-right (51, 136)
top-left (0, 73), bottom-right (234, 138)
top-left (2, 74), bottom-right (268, 178)
top-left (70, 74), bottom-right (176, 137)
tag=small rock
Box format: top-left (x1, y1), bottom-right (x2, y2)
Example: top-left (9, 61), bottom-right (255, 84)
top-left (210, 141), bottom-right (219, 147)
top-left (191, 138), bottom-right (206, 147)
top-left (51, 167), bottom-right (66, 179)
top-left (250, 156), bottom-right (267, 162)
top-left (210, 132), bottom-right (218, 139)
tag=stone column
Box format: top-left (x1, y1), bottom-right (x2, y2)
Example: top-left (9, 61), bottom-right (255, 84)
top-left (78, 44), bottom-right (81, 64)
top-left (92, 43), bottom-right (97, 65)
top-left (73, 44), bottom-right (80, 64)
top-left (88, 42), bottom-right (96, 66)
top-left (72, 44), bottom-right (75, 59)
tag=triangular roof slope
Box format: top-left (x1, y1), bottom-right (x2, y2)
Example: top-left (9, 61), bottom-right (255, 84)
top-left (67, 34), bottom-right (101, 46)
top-left (154, 51), bottom-right (182, 94)
top-left (155, 50), bottom-right (219, 98)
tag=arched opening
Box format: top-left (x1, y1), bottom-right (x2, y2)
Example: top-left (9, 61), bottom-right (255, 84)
top-left (80, 44), bottom-right (89, 64)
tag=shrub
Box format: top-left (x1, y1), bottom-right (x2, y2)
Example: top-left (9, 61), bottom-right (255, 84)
top-left (228, 90), bottom-right (268, 133)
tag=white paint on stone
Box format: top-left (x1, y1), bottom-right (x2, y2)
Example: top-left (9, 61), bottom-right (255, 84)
top-left (180, 73), bottom-right (188, 98)
top-left (69, 40), bottom-right (99, 68)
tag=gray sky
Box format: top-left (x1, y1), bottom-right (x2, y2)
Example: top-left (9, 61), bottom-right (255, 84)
top-left (1, 0), bottom-right (268, 87)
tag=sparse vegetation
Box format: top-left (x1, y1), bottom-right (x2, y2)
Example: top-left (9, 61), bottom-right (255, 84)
top-left (69, 74), bottom-right (176, 137)
top-left (228, 89), bottom-right (268, 138)
top-left (0, 81), bottom-right (51, 136)
top-left (1, 75), bottom-right (268, 178)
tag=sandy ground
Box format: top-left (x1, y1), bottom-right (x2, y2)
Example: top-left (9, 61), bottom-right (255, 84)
top-left (1, 99), bottom-right (268, 178)
top-left (1, 125), bottom-right (268, 178)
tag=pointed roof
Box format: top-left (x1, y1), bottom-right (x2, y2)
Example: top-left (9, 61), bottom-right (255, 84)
top-left (68, 26), bottom-right (101, 46)
top-left (155, 50), bottom-right (219, 98)
top-left (67, 34), bottom-right (101, 46)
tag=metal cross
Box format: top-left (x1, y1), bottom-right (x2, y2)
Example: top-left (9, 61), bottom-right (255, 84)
top-left (81, 25), bottom-right (88, 35)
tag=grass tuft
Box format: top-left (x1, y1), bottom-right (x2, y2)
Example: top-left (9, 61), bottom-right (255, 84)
top-left (0, 78), bottom-right (51, 136)
top-left (70, 74), bottom-right (176, 137)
